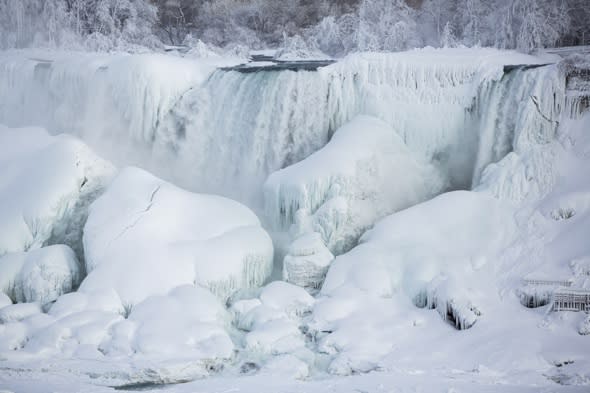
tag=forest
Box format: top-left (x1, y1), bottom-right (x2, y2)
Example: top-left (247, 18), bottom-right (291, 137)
top-left (1, 0), bottom-right (589, 55)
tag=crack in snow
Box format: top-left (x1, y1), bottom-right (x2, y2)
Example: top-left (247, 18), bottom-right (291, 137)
top-left (96, 185), bottom-right (162, 265)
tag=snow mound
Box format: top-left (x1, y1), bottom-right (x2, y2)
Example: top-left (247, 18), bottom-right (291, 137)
top-left (0, 245), bottom-right (81, 306)
top-left (322, 191), bottom-right (516, 298)
top-left (283, 233), bottom-right (334, 289)
top-left (231, 282), bottom-right (311, 358)
top-left (115, 285), bottom-right (233, 359)
top-left (0, 303), bottom-right (42, 324)
top-left (0, 293), bottom-right (11, 309)
top-left (259, 281), bottom-right (315, 318)
top-left (260, 354), bottom-right (310, 379)
top-left (0, 125), bottom-right (115, 258)
top-left (306, 191), bottom-right (516, 374)
top-left (265, 116), bottom-right (445, 254)
top-left (82, 167), bottom-right (274, 305)
top-left (48, 289), bottom-right (124, 319)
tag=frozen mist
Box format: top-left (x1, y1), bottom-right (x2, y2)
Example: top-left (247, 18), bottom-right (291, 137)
top-left (0, 45), bottom-right (589, 393)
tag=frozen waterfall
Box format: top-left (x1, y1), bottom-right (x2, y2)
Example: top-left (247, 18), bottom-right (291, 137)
top-left (0, 49), bottom-right (564, 208)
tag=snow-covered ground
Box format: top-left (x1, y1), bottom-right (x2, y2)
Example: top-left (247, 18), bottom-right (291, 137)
top-left (0, 48), bottom-right (589, 392)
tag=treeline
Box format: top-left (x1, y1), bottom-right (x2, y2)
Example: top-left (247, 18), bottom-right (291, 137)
top-left (1, 0), bottom-right (589, 54)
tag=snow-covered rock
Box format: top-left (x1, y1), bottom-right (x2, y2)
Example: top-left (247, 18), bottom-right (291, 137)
top-left (0, 293), bottom-right (11, 309)
top-left (120, 285), bottom-right (233, 359)
top-left (0, 245), bottom-right (82, 306)
top-left (244, 318), bottom-right (306, 355)
top-left (48, 289), bottom-right (124, 319)
top-left (0, 303), bottom-right (42, 323)
top-left (322, 191), bottom-right (516, 300)
top-left (283, 232), bottom-right (334, 289)
top-left (260, 354), bottom-right (310, 379)
top-left (82, 167), bottom-right (274, 305)
top-left (259, 281), bottom-right (315, 318)
top-left (0, 245), bottom-right (81, 306)
top-left (0, 125), bottom-right (115, 258)
top-left (579, 315), bottom-right (590, 336)
top-left (265, 116), bottom-right (446, 254)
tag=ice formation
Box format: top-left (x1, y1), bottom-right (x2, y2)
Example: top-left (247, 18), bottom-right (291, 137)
top-left (282, 232), bottom-right (334, 289)
top-left (0, 49), bottom-right (558, 204)
top-left (0, 125), bottom-right (115, 259)
top-left (265, 115), bottom-right (446, 254)
top-left (0, 48), bottom-right (589, 389)
top-left (230, 281), bottom-right (313, 359)
top-left (0, 245), bottom-right (81, 306)
top-left (82, 167), bottom-right (274, 306)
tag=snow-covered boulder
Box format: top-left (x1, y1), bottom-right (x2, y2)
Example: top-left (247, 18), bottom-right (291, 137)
top-left (259, 281), bottom-right (315, 318)
top-left (82, 167), bottom-right (274, 305)
top-left (48, 289), bottom-right (124, 319)
top-left (283, 232), bottom-right (334, 289)
top-left (0, 245), bottom-right (81, 305)
top-left (119, 285), bottom-right (233, 359)
top-left (579, 315), bottom-right (590, 336)
top-left (0, 303), bottom-right (42, 323)
top-left (305, 191), bottom-right (516, 375)
top-left (0, 293), bottom-right (11, 309)
top-left (244, 318), bottom-right (306, 355)
top-left (260, 354), bottom-right (310, 379)
top-left (322, 191), bottom-right (516, 302)
top-left (265, 116), bottom-right (446, 255)
top-left (0, 125), bottom-right (115, 258)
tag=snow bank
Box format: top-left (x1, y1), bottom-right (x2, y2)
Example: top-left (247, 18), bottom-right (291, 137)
top-left (0, 125), bottom-right (114, 259)
top-left (265, 115), bottom-right (445, 254)
top-left (82, 167), bottom-right (273, 305)
top-left (0, 245), bottom-right (81, 305)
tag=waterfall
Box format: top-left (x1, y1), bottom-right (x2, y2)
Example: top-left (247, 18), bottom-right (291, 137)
top-left (0, 49), bottom-right (565, 207)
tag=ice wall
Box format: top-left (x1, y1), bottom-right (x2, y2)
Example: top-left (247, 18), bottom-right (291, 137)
top-left (0, 49), bottom-right (563, 206)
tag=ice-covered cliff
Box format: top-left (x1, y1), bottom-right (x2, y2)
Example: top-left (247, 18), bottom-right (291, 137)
top-left (0, 49), bottom-right (561, 206)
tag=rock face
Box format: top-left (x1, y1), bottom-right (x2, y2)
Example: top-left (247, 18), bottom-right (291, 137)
top-left (0, 245), bottom-right (81, 305)
top-left (283, 233), bottom-right (334, 290)
top-left (82, 167), bottom-right (274, 306)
